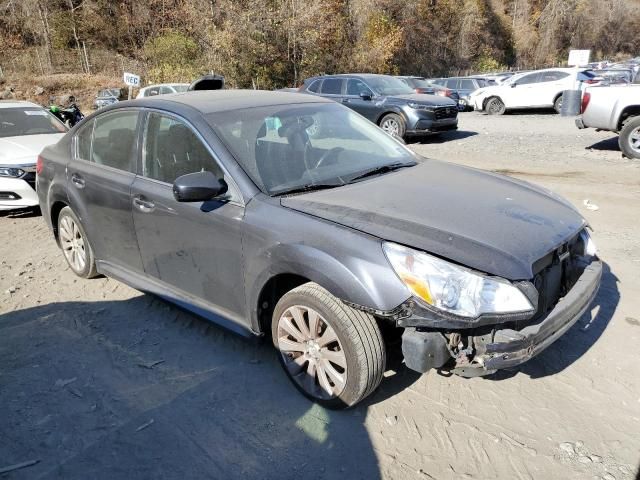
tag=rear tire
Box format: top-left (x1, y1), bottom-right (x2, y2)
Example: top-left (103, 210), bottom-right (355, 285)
top-left (619, 116), bottom-right (640, 160)
top-left (57, 206), bottom-right (98, 278)
top-left (486, 97), bottom-right (506, 115)
top-left (272, 282), bottom-right (385, 409)
top-left (379, 113), bottom-right (406, 139)
top-left (553, 95), bottom-right (563, 114)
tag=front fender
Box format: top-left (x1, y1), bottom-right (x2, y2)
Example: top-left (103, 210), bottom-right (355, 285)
top-left (242, 199), bottom-right (412, 332)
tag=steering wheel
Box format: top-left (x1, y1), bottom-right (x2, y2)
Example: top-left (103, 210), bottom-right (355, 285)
top-left (315, 147), bottom-right (344, 169)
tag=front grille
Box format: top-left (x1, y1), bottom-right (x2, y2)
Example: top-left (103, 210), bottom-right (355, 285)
top-left (532, 233), bottom-right (587, 319)
top-left (22, 172), bottom-right (36, 190)
top-left (434, 106), bottom-right (458, 120)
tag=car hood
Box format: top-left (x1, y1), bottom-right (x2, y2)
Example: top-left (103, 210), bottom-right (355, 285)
top-left (384, 94), bottom-right (456, 106)
top-left (0, 133), bottom-right (65, 165)
top-left (281, 161), bottom-right (585, 280)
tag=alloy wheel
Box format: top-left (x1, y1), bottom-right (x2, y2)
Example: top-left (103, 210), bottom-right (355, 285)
top-left (59, 215), bottom-right (87, 272)
top-left (381, 118), bottom-right (400, 136)
top-left (277, 305), bottom-right (347, 399)
top-left (628, 126), bottom-right (640, 154)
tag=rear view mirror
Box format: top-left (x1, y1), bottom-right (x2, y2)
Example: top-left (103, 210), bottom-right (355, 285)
top-left (359, 91), bottom-right (372, 101)
top-left (173, 171), bottom-right (228, 202)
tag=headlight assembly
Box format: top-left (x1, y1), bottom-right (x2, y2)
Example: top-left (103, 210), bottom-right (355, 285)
top-left (0, 167), bottom-right (26, 178)
top-left (383, 242), bottom-right (534, 318)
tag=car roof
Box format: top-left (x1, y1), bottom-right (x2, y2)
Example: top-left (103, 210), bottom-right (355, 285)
top-left (119, 89), bottom-right (333, 114)
top-left (0, 100), bottom-right (43, 109)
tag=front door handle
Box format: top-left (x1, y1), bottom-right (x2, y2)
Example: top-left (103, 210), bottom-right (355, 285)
top-left (70, 173), bottom-right (85, 189)
top-left (133, 196), bottom-right (155, 213)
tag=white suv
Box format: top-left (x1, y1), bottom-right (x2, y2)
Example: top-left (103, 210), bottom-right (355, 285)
top-left (470, 68), bottom-right (592, 115)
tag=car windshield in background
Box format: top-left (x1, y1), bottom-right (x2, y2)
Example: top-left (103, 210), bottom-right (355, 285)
top-left (208, 103), bottom-right (417, 195)
top-left (0, 108), bottom-right (67, 138)
top-left (172, 85), bottom-right (189, 93)
top-left (366, 76), bottom-right (415, 96)
top-left (408, 78), bottom-right (434, 88)
top-left (99, 89), bottom-right (120, 98)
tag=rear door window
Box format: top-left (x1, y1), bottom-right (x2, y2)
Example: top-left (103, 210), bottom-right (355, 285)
top-left (446, 79), bottom-right (459, 89)
top-left (91, 111), bottom-right (139, 172)
top-left (75, 120), bottom-right (94, 160)
top-left (307, 80), bottom-right (322, 93)
top-left (320, 78), bottom-right (344, 95)
top-left (459, 79), bottom-right (476, 90)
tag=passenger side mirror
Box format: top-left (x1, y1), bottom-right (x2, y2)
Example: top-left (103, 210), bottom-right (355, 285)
top-left (173, 171), bottom-right (228, 202)
top-left (359, 91), bottom-right (372, 101)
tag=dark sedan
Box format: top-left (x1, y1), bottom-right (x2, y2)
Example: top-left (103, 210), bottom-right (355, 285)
top-left (299, 74), bottom-right (458, 138)
top-left (38, 90), bottom-right (601, 408)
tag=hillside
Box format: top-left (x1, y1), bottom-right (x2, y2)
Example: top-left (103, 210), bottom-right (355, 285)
top-left (1, 0), bottom-right (639, 92)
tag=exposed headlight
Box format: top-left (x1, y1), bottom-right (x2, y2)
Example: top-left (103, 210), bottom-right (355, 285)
top-left (407, 102), bottom-right (435, 111)
top-left (383, 242), bottom-right (534, 318)
top-left (580, 230), bottom-right (598, 256)
top-left (0, 167), bottom-right (25, 178)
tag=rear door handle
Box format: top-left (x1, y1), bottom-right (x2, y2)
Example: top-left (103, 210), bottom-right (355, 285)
top-left (133, 196), bottom-right (155, 213)
top-left (70, 173), bottom-right (85, 188)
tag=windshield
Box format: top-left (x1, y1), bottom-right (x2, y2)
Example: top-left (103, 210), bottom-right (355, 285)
top-left (172, 84), bottom-right (189, 93)
top-left (99, 89), bottom-right (120, 98)
top-left (208, 103), bottom-right (418, 195)
top-left (366, 76), bottom-right (415, 96)
top-left (407, 78), bottom-right (435, 88)
top-left (0, 107), bottom-right (67, 138)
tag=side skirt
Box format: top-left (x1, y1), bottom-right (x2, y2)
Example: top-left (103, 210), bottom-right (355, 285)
top-left (96, 260), bottom-right (259, 338)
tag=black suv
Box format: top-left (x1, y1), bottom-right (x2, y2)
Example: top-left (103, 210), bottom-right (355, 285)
top-left (299, 74), bottom-right (458, 138)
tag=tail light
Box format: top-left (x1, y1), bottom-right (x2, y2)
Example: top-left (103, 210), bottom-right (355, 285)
top-left (584, 79), bottom-right (598, 84)
top-left (36, 155), bottom-right (44, 175)
top-left (581, 92), bottom-right (591, 114)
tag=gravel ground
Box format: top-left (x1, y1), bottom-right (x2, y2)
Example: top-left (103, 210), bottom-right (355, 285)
top-left (1, 111), bottom-right (639, 480)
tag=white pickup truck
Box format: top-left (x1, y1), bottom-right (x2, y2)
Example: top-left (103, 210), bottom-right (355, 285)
top-left (576, 85), bottom-right (640, 159)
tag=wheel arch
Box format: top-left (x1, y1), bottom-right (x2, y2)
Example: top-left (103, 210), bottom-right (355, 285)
top-left (247, 243), bottom-right (410, 335)
top-left (50, 200), bottom-right (69, 244)
top-left (617, 106), bottom-right (640, 131)
top-left (483, 95), bottom-right (503, 111)
top-left (375, 108), bottom-right (406, 126)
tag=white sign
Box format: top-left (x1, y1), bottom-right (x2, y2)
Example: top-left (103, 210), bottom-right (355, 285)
top-left (123, 72), bottom-right (140, 87)
top-left (568, 49), bottom-right (591, 67)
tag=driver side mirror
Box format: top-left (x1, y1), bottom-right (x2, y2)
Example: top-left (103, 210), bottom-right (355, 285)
top-left (359, 91), bottom-right (372, 101)
top-left (173, 171), bottom-right (228, 202)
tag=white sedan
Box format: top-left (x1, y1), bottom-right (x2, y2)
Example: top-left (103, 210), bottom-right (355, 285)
top-left (470, 68), bottom-right (594, 115)
top-left (0, 101), bottom-right (67, 211)
top-left (135, 83), bottom-right (189, 98)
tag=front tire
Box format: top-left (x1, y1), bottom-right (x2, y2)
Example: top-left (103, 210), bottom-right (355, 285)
top-left (272, 282), bottom-right (385, 409)
top-left (379, 113), bottom-right (406, 139)
top-left (619, 116), bottom-right (640, 160)
top-left (486, 97), bottom-right (506, 115)
top-left (58, 206), bottom-right (98, 278)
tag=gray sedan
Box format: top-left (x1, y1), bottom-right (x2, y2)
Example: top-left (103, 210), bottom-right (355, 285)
top-left (37, 90), bottom-right (601, 408)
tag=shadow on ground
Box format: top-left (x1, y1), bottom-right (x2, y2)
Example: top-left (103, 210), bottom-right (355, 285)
top-left (0, 206), bottom-right (41, 219)
top-left (490, 262), bottom-right (619, 381)
top-left (586, 136), bottom-right (620, 153)
top-left (408, 130), bottom-right (478, 145)
top-left (0, 295), bottom-right (420, 479)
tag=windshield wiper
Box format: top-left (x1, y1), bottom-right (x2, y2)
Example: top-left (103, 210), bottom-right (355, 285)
top-left (271, 182), bottom-right (344, 196)
top-left (346, 162), bottom-right (416, 183)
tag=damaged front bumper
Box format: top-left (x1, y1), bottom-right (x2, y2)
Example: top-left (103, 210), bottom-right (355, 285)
top-left (401, 260), bottom-right (602, 377)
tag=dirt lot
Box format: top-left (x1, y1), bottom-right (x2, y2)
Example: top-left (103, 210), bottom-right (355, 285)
top-left (1, 111), bottom-right (639, 480)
